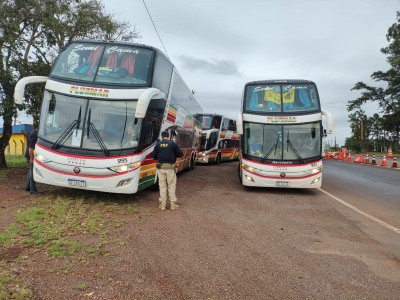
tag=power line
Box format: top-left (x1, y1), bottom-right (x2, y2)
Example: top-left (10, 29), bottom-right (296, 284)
top-left (142, 0), bottom-right (169, 58)
top-left (196, 91), bottom-right (241, 102)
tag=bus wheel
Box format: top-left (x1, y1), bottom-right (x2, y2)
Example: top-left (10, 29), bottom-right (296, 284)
top-left (190, 154), bottom-right (195, 170)
top-left (216, 153), bottom-right (221, 165)
top-left (238, 163), bottom-right (242, 183)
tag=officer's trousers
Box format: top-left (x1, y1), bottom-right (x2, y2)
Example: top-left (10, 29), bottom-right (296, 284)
top-left (156, 169), bottom-right (177, 205)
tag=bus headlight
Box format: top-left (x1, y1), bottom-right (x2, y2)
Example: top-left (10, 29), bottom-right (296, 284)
top-left (311, 168), bottom-right (320, 174)
top-left (109, 161), bottom-right (141, 173)
top-left (306, 167), bottom-right (322, 174)
top-left (245, 175), bottom-right (254, 182)
top-left (241, 163), bottom-right (254, 173)
top-left (311, 177), bottom-right (320, 184)
top-left (116, 178), bottom-right (133, 187)
top-left (35, 154), bottom-right (49, 163)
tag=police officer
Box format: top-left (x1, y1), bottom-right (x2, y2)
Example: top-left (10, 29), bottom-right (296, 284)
top-left (25, 125), bottom-right (40, 194)
top-left (152, 130), bottom-right (183, 210)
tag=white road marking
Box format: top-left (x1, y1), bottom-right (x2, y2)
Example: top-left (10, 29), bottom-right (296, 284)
top-left (318, 188), bottom-right (400, 234)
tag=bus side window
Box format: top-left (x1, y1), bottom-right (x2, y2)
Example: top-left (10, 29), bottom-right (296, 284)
top-left (218, 140), bottom-right (227, 149)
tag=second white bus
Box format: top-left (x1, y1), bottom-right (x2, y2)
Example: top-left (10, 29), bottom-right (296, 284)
top-left (236, 80), bottom-right (333, 188)
top-left (194, 114), bottom-right (240, 164)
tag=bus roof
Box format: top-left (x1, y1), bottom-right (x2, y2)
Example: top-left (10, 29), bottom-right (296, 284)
top-left (245, 79), bottom-right (316, 85)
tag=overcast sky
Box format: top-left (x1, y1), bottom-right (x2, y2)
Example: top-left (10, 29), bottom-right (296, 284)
top-left (101, 0), bottom-right (399, 146)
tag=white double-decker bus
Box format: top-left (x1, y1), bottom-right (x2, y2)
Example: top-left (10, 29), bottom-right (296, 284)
top-left (15, 39), bottom-right (202, 193)
top-left (236, 80), bottom-right (333, 188)
top-left (194, 113), bottom-right (239, 164)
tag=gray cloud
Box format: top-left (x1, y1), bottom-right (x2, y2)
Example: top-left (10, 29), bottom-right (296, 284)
top-left (178, 55), bottom-right (240, 76)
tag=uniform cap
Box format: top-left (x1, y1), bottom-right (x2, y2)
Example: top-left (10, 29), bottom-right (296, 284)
top-left (161, 131), bottom-right (169, 138)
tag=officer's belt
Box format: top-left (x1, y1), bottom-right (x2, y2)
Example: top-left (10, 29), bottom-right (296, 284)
top-left (157, 162), bottom-right (176, 170)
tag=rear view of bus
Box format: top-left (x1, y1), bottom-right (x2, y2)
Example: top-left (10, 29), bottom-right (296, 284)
top-left (237, 80), bottom-right (333, 188)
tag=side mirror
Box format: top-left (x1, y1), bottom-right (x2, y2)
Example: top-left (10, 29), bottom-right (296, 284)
top-left (49, 94), bottom-right (56, 114)
top-left (311, 128), bottom-right (316, 139)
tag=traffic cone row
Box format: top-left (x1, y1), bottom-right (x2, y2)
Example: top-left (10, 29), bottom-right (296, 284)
top-left (331, 152), bottom-right (398, 168)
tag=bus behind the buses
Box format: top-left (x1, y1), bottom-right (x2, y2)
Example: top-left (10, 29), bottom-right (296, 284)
top-left (236, 79), bottom-right (333, 188)
top-left (15, 39), bottom-right (202, 194)
top-left (194, 114), bottom-right (240, 164)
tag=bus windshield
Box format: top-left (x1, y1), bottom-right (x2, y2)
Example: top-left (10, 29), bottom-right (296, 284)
top-left (195, 114), bottom-right (222, 130)
top-left (244, 83), bottom-right (320, 113)
top-left (50, 42), bottom-right (154, 86)
top-left (243, 122), bottom-right (321, 162)
top-left (39, 91), bottom-right (140, 152)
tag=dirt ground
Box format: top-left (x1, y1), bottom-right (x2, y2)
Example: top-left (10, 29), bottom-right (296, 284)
top-left (1, 162), bottom-right (400, 299)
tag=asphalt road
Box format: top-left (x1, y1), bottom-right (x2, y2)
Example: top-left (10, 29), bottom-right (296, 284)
top-left (321, 159), bottom-right (400, 261)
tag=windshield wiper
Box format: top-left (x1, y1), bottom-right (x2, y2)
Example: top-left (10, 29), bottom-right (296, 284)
top-left (286, 132), bottom-right (304, 164)
top-left (262, 132), bottom-right (280, 161)
top-left (86, 108), bottom-right (110, 156)
top-left (52, 106), bottom-right (82, 149)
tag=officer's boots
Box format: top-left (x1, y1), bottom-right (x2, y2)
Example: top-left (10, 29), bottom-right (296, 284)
top-left (170, 203), bottom-right (179, 210)
top-left (159, 203), bottom-right (166, 211)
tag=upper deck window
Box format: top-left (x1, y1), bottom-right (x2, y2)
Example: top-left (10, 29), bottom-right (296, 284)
top-left (50, 42), bottom-right (154, 86)
top-left (244, 83), bottom-right (320, 113)
top-left (195, 114), bottom-right (222, 130)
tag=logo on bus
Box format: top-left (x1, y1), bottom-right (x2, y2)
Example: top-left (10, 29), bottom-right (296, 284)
top-left (73, 167), bottom-right (81, 174)
top-left (70, 86), bottom-right (109, 98)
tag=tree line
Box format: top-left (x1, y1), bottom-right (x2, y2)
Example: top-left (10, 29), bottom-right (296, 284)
top-left (346, 11), bottom-right (400, 153)
top-left (0, 0), bottom-right (140, 168)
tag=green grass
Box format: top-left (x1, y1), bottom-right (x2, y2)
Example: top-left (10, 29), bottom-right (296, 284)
top-left (5, 155), bottom-right (27, 168)
top-left (0, 225), bottom-right (21, 248)
top-left (0, 261), bottom-right (34, 300)
top-left (0, 195), bottom-right (111, 257)
top-left (0, 166), bottom-right (146, 298)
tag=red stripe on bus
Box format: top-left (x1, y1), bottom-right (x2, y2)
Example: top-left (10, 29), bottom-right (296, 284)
top-left (242, 157), bottom-right (322, 167)
top-left (34, 160), bottom-right (137, 178)
top-left (244, 169), bottom-right (322, 180)
top-left (36, 143), bottom-right (141, 160)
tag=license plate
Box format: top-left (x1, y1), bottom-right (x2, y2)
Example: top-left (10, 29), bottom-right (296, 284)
top-left (68, 179), bottom-right (86, 187)
top-left (276, 181), bottom-right (290, 187)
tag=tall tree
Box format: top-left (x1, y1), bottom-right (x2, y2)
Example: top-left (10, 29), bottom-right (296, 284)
top-left (0, 0), bottom-right (141, 168)
top-left (348, 11), bottom-right (400, 152)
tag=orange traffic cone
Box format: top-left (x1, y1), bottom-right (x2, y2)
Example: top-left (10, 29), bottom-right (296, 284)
top-left (371, 155), bottom-right (377, 165)
top-left (392, 157), bottom-right (398, 168)
top-left (364, 154), bottom-right (370, 164)
top-left (347, 154), bottom-right (352, 162)
top-left (381, 156), bottom-right (387, 167)
top-left (358, 154), bottom-right (364, 163)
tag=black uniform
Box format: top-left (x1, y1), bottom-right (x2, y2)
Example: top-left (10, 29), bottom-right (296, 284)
top-left (25, 129), bottom-right (39, 193)
top-left (152, 139), bottom-right (183, 165)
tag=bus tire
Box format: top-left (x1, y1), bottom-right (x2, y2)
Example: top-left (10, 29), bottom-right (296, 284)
top-left (216, 152), bottom-right (221, 165)
top-left (190, 154), bottom-right (195, 170)
top-left (238, 162), bottom-right (242, 183)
